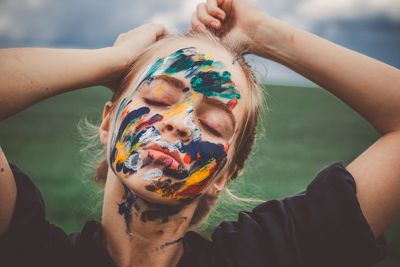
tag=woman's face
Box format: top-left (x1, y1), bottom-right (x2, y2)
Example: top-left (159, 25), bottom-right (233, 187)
top-left (107, 41), bottom-right (247, 205)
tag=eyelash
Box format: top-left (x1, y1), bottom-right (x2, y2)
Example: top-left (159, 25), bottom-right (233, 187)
top-left (199, 119), bottom-right (222, 138)
top-left (143, 98), bottom-right (170, 107)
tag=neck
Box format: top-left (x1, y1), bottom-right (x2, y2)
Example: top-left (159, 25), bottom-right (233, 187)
top-left (102, 169), bottom-right (198, 267)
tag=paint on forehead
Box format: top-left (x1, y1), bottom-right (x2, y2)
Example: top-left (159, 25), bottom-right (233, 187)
top-left (127, 47), bottom-right (241, 100)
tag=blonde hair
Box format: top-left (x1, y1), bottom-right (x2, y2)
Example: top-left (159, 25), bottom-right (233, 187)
top-left (82, 31), bottom-right (266, 228)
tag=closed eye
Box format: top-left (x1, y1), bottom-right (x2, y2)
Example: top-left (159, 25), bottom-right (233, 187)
top-left (143, 98), bottom-right (170, 107)
top-left (199, 119), bottom-right (223, 138)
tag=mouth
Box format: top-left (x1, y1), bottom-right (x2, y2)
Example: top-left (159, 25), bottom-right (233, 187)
top-left (143, 144), bottom-right (185, 171)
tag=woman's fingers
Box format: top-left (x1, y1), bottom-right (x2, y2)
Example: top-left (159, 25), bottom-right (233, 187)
top-left (134, 23), bottom-right (168, 40)
top-left (115, 23), bottom-right (168, 46)
top-left (196, 3), bottom-right (221, 28)
top-left (152, 24), bottom-right (169, 40)
top-left (191, 11), bottom-right (207, 32)
top-left (206, 0), bottom-right (226, 20)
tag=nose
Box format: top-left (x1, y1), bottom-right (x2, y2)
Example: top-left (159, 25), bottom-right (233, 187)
top-left (161, 122), bottom-right (192, 143)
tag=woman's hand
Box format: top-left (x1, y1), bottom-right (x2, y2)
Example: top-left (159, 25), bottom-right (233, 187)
top-left (0, 24), bottom-right (168, 120)
top-left (112, 23), bottom-right (168, 67)
top-left (106, 23), bottom-right (168, 90)
top-left (190, 0), bottom-right (268, 55)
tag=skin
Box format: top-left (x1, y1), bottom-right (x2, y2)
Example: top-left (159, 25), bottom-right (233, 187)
top-left (100, 39), bottom-right (248, 267)
top-left (0, 1), bottom-right (399, 267)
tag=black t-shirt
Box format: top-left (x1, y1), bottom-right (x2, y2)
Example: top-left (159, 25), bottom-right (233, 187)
top-left (0, 162), bottom-right (386, 267)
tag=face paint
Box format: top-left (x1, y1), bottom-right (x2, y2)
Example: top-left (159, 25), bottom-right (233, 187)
top-left (110, 47), bottom-right (241, 228)
top-left (143, 168), bottom-right (163, 181)
top-left (226, 98), bottom-right (238, 111)
top-left (118, 185), bottom-right (140, 234)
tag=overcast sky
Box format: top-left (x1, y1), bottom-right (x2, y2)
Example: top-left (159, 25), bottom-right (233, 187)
top-left (0, 0), bottom-right (399, 85)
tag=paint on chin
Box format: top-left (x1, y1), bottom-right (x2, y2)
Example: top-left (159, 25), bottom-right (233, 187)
top-left (110, 47), bottom-right (240, 202)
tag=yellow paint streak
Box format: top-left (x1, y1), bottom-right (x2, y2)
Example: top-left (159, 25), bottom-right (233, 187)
top-left (192, 55), bottom-right (202, 61)
top-left (173, 160), bottom-right (217, 199)
top-left (204, 53), bottom-right (213, 60)
top-left (154, 160), bottom-right (217, 200)
top-left (183, 160), bottom-right (215, 187)
top-left (113, 117), bottom-right (144, 169)
top-left (199, 66), bottom-right (214, 72)
top-left (131, 142), bottom-right (141, 151)
top-left (113, 141), bottom-right (130, 168)
top-left (154, 84), bottom-right (164, 95)
top-left (162, 101), bottom-right (189, 120)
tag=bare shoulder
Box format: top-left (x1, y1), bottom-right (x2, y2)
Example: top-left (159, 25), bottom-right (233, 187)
top-left (0, 146), bottom-right (17, 235)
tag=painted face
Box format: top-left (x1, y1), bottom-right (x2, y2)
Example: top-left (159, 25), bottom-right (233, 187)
top-left (109, 47), bottom-right (241, 204)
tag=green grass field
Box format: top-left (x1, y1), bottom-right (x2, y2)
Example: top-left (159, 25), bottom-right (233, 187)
top-left (1, 85), bottom-right (398, 266)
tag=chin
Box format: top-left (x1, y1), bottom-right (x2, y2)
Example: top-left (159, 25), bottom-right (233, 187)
top-left (119, 170), bottom-right (197, 207)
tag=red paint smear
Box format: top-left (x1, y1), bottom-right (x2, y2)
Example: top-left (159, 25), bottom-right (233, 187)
top-left (175, 176), bottom-right (212, 197)
top-left (226, 98), bottom-right (238, 111)
top-left (183, 154), bottom-right (192, 164)
top-left (224, 144), bottom-right (230, 152)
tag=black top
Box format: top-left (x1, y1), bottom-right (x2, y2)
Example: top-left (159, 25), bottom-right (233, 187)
top-left (0, 162), bottom-right (386, 267)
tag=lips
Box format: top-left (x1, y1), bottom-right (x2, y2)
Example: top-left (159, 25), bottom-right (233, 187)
top-left (143, 144), bottom-right (184, 171)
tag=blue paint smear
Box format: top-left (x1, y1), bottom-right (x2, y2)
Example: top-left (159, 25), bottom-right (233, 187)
top-left (178, 139), bottom-right (227, 177)
top-left (118, 184), bottom-right (140, 233)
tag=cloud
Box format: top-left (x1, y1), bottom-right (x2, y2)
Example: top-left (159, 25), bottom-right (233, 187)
top-left (0, 0), bottom-right (398, 83)
top-left (0, 0), bottom-right (179, 47)
top-left (297, 0), bottom-right (400, 22)
top-left (148, 0), bottom-right (203, 32)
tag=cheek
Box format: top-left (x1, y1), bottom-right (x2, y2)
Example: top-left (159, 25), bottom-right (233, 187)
top-left (109, 100), bottom-right (163, 177)
top-left (158, 140), bottom-right (228, 200)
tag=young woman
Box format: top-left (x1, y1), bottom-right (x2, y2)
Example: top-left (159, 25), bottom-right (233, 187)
top-left (1, 0), bottom-right (399, 266)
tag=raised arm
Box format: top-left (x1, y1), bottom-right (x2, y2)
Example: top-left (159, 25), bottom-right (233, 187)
top-left (0, 24), bottom-right (167, 235)
top-left (191, 0), bottom-right (400, 237)
top-left (0, 23), bottom-right (167, 121)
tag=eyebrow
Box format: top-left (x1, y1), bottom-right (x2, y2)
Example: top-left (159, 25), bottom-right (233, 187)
top-left (204, 96), bottom-right (236, 132)
top-left (152, 75), bottom-right (237, 133)
top-left (153, 75), bottom-right (186, 91)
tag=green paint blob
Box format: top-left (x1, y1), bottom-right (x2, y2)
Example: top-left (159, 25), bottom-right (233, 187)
top-left (191, 71), bottom-right (240, 99)
top-left (143, 48), bottom-right (241, 100)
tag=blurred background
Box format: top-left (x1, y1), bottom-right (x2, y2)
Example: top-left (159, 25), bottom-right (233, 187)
top-left (0, 0), bottom-right (399, 266)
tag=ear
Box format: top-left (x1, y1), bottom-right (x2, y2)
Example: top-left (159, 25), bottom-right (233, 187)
top-left (100, 101), bottom-right (114, 145)
top-left (205, 172), bottom-right (229, 198)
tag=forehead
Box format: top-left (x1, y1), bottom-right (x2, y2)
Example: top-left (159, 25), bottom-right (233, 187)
top-left (122, 39), bottom-right (248, 124)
